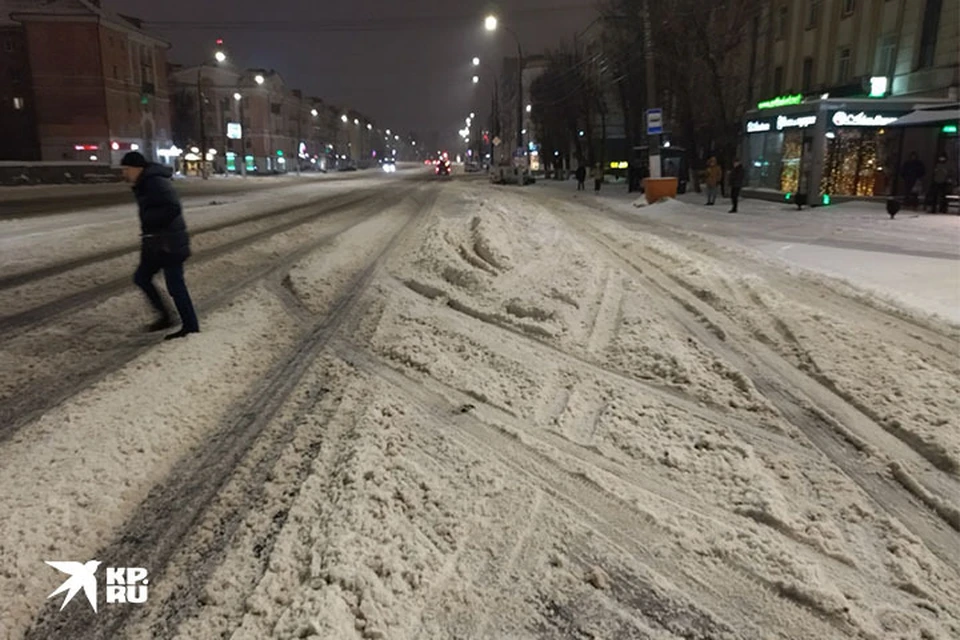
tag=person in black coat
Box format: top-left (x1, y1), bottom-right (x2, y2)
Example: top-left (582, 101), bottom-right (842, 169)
top-left (121, 152), bottom-right (199, 340)
top-left (728, 158), bottom-right (745, 213)
top-left (575, 164), bottom-right (587, 191)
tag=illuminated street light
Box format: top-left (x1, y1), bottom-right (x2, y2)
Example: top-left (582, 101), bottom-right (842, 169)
top-left (395, 135), bottom-right (400, 140)
top-left (214, 51), bottom-right (226, 63)
top-left (485, 15), bottom-right (498, 31)
top-left (354, 118), bottom-right (360, 125)
top-left (341, 114), bottom-right (349, 123)
top-left (526, 104), bottom-right (532, 113)
top-left (472, 57), bottom-right (480, 66)
top-left (472, 75), bottom-right (479, 84)
top-left (233, 92), bottom-right (242, 101)
top-left (470, 112), bottom-right (475, 119)
top-left (367, 123), bottom-right (372, 130)
top-left (254, 74), bottom-right (265, 85)
top-left (386, 129), bottom-right (391, 135)
top-left (311, 108), bottom-right (318, 117)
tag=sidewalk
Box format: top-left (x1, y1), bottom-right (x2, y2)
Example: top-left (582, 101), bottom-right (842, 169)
top-left (534, 180), bottom-right (960, 323)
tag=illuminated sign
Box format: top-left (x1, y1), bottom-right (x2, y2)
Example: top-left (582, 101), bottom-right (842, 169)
top-left (776, 114), bottom-right (817, 130)
top-left (746, 120), bottom-right (772, 133)
top-left (942, 124), bottom-right (958, 134)
top-left (869, 77), bottom-right (888, 98)
top-left (832, 111), bottom-right (898, 127)
top-left (226, 122), bottom-right (242, 139)
top-left (758, 94), bottom-right (803, 109)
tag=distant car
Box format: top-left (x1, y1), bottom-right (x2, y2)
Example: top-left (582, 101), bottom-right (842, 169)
top-left (381, 158), bottom-right (397, 173)
top-left (436, 159), bottom-right (452, 176)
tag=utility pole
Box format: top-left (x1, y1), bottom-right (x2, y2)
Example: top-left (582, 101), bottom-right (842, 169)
top-left (197, 66), bottom-right (208, 179)
top-left (641, 0), bottom-right (660, 178)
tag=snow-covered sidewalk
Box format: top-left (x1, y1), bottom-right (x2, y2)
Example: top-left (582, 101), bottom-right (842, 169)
top-left (535, 180), bottom-right (960, 323)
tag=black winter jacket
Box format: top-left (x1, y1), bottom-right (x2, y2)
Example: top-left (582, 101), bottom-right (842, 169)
top-left (133, 164), bottom-right (191, 261)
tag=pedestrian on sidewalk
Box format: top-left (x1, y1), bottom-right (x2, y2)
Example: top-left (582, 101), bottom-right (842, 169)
top-left (592, 163), bottom-right (604, 192)
top-left (728, 158), bottom-right (745, 213)
top-left (900, 152), bottom-right (925, 209)
top-left (575, 164), bottom-right (587, 191)
top-left (704, 156), bottom-right (721, 205)
top-left (927, 154), bottom-right (953, 213)
top-left (121, 151), bottom-right (200, 341)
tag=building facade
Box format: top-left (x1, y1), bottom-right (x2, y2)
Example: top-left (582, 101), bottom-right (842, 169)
top-left (743, 0), bottom-right (958, 199)
top-left (4, 0), bottom-right (173, 164)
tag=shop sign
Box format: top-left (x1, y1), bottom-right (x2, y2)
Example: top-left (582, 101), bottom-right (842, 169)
top-left (226, 122), bottom-right (242, 140)
top-left (746, 120), bottom-right (772, 133)
top-left (776, 114), bottom-right (817, 130)
top-left (758, 94), bottom-right (803, 110)
top-left (831, 111), bottom-right (899, 127)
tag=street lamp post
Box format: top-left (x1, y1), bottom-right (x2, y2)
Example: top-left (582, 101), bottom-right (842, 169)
top-left (485, 15), bottom-right (524, 169)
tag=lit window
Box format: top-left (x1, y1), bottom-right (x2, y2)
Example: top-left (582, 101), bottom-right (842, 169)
top-left (13, 97), bottom-right (24, 110)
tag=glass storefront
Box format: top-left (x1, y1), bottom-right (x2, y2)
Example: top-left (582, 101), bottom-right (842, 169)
top-left (745, 127), bottom-right (810, 192)
top-left (821, 127), bottom-right (899, 196)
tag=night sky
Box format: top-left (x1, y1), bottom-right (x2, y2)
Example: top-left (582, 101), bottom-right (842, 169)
top-left (109, 0), bottom-right (598, 148)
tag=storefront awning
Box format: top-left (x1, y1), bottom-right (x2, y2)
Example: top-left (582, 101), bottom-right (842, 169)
top-left (887, 105), bottom-right (959, 127)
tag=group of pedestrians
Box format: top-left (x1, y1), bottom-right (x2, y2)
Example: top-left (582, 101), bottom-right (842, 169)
top-left (900, 152), bottom-right (955, 213)
top-left (703, 156), bottom-right (745, 212)
top-left (575, 164), bottom-right (605, 192)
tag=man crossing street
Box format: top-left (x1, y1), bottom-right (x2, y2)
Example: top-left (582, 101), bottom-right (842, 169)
top-left (121, 152), bottom-right (200, 340)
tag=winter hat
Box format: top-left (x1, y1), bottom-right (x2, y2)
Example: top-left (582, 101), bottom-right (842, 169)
top-left (120, 151), bottom-right (148, 168)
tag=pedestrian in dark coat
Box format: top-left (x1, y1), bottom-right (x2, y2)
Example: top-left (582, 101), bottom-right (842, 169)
top-left (575, 164), bottom-right (587, 191)
top-left (901, 152), bottom-right (926, 208)
top-left (592, 163), bottom-right (604, 192)
top-left (121, 152), bottom-right (200, 340)
top-left (728, 158), bottom-right (745, 213)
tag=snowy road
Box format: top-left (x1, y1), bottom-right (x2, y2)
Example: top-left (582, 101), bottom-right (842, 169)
top-left (1, 176), bottom-right (958, 639)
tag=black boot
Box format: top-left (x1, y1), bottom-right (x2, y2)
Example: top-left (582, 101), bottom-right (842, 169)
top-left (164, 327), bottom-right (200, 341)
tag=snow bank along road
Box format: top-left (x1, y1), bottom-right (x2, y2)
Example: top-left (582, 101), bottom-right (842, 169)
top-left (1, 177), bottom-right (958, 639)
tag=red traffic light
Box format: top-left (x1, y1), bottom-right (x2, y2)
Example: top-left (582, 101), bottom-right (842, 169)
top-left (216, 38), bottom-right (224, 45)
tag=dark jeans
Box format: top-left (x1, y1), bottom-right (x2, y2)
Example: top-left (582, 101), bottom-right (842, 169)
top-left (134, 255), bottom-right (199, 332)
top-left (577, 179), bottom-right (585, 191)
top-left (730, 187), bottom-right (741, 211)
top-left (927, 182), bottom-right (949, 213)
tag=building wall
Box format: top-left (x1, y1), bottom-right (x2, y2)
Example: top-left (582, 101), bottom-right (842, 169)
top-left (22, 20), bottom-right (109, 160)
top-left (766, 0), bottom-right (958, 100)
top-left (0, 25), bottom-right (39, 160)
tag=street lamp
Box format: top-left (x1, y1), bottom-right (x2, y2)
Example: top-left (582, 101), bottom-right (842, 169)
top-left (311, 108), bottom-right (318, 117)
top-left (473, 57), bottom-right (481, 66)
top-left (233, 92), bottom-right (242, 101)
top-left (341, 114), bottom-right (349, 123)
top-left (367, 123), bottom-right (372, 130)
top-left (472, 75), bottom-right (480, 84)
top-left (484, 14), bottom-right (523, 164)
top-left (254, 74), bottom-right (265, 85)
top-left (354, 118), bottom-right (360, 125)
top-left (526, 104), bottom-right (532, 113)
top-left (214, 50), bottom-right (226, 63)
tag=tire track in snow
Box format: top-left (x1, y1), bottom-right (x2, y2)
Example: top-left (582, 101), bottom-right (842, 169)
top-left (562, 212), bottom-right (960, 576)
top-left (21, 187), bottom-right (436, 640)
top-left (329, 340), bottom-right (853, 639)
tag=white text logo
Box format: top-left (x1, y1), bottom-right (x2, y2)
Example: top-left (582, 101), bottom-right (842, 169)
top-left (832, 110), bottom-right (898, 127)
top-left (777, 114), bottom-right (818, 130)
top-left (46, 561), bottom-right (149, 613)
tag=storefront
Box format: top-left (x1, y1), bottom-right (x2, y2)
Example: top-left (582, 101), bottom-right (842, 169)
top-left (742, 97), bottom-right (954, 202)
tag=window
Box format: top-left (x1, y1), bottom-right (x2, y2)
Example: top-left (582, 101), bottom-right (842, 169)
top-left (917, 0), bottom-right (943, 69)
top-left (13, 97), bottom-right (24, 110)
top-left (773, 66), bottom-right (784, 94)
top-left (806, 0), bottom-right (821, 29)
top-left (837, 47), bottom-right (851, 83)
top-left (841, 0), bottom-right (855, 16)
top-left (802, 57), bottom-right (814, 91)
top-left (777, 6), bottom-right (789, 40)
top-left (875, 34), bottom-right (897, 77)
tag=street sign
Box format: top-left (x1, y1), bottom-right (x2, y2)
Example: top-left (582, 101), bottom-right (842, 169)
top-left (646, 109), bottom-right (663, 135)
top-left (492, 136), bottom-right (502, 147)
top-left (226, 122), bottom-right (242, 140)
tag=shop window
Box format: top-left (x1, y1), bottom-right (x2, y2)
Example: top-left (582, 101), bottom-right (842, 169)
top-left (841, 0), bottom-right (855, 17)
top-left (806, 0), bottom-right (821, 29)
top-left (780, 132), bottom-right (803, 193)
top-left (837, 47), bottom-right (851, 84)
top-left (773, 66), bottom-right (784, 94)
top-left (821, 129), bottom-right (895, 196)
top-left (802, 57), bottom-right (814, 92)
top-left (13, 97), bottom-right (24, 110)
top-left (917, 0), bottom-right (942, 69)
top-left (874, 34), bottom-right (897, 78)
top-left (776, 6), bottom-right (788, 40)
